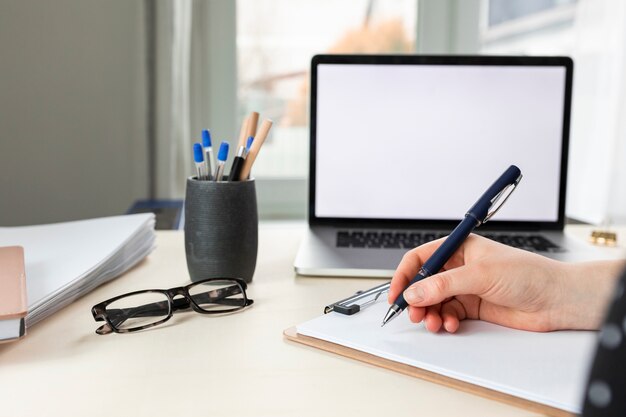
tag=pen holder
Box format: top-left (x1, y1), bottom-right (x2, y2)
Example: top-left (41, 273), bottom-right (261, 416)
top-left (184, 177), bottom-right (258, 283)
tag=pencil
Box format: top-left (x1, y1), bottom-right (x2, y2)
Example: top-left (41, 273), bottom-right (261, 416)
top-left (237, 116), bottom-right (249, 149)
top-left (238, 119), bottom-right (273, 180)
top-left (245, 111), bottom-right (259, 143)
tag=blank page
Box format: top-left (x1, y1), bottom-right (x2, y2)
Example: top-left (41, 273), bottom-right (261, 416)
top-left (297, 301), bottom-right (596, 413)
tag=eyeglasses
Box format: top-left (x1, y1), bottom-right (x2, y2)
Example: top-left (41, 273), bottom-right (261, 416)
top-left (91, 278), bottom-right (253, 335)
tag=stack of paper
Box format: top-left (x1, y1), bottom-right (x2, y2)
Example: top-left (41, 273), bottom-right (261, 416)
top-left (0, 214), bottom-right (156, 326)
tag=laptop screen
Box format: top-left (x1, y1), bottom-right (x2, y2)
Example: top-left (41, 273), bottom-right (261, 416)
top-left (311, 55), bottom-right (572, 228)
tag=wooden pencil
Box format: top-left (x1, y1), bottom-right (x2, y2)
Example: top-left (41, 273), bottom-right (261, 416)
top-left (246, 111), bottom-right (259, 142)
top-left (237, 115), bottom-right (249, 149)
top-left (239, 119), bottom-right (273, 180)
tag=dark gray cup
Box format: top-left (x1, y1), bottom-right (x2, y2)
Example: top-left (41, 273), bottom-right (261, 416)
top-left (184, 177), bottom-right (258, 283)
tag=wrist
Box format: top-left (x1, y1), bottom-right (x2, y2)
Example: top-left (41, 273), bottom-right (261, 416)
top-left (552, 260), bottom-right (624, 330)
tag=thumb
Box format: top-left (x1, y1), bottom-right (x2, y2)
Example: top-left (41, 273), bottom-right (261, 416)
top-left (403, 265), bottom-right (488, 306)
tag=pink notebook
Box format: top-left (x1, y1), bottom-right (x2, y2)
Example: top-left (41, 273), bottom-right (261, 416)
top-left (0, 246), bottom-right (27, 343)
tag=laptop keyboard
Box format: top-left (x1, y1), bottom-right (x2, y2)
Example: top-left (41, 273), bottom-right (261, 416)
top-left (336, 231), bottom-right (565, 253)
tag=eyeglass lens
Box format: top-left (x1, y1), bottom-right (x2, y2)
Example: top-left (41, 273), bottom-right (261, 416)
top-left (105, 291), bottom-right (171, 331)
top-left (188, 280), bottom-right (247, 312)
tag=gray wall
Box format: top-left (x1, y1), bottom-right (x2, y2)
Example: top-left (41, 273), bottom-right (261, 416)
top-left (0, 0), bottom-right (147, 226)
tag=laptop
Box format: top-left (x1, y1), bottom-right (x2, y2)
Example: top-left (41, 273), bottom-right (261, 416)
top-left (294, 54), bottom-right (610, 278)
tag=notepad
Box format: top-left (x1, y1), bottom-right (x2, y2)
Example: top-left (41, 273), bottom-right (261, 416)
top-left (0, 246), bottom-right (27, 342)
top-left (0, 214), bottom-right (155, 326)
top-left (294, 301), bottom-right (598, 415)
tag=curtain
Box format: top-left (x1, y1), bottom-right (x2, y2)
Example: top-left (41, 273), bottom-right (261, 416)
top-left (168, 0), bottom-right (193, 197)
top-left (567, 0), bottom-right (626, 225)
top-left (152, 0), bottom-right (236, 199)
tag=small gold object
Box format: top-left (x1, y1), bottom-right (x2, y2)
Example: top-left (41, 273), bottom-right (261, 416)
top-left (589, 230), bottom-right (618, 247)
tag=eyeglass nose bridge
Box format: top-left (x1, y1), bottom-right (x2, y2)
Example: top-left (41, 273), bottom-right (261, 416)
top-left (167, 287), bottom-right (194, 312)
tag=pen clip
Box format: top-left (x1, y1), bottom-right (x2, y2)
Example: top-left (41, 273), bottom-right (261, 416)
top-left (483, 174), bottom-right (523, 224)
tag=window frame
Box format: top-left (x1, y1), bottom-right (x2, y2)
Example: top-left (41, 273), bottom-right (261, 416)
top-left (480, 0), bottom-right (577, 45)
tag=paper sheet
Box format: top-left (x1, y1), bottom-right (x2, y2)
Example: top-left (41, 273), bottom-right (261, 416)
top-left (297, 301), bottom-right (597, 413)
top-left (0, 214), bottom-right (155, 325)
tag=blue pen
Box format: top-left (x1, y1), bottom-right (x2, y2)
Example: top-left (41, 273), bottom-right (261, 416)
top-left (202, 129), bottom-right (215, 180)
top-left (193, 143), bottom-right (208, 180)
top-left (244, 136), bottom-right (254, 158)
top-left (213, 141), bottom-right (230, 182)
top-left (381, 165), bottom-right (523, 327)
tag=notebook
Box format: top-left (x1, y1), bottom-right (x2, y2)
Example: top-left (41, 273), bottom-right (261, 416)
top-left (289, 301), bottom-right (596, 415)
top-left (294, 54), bottom-right (609, 277)
top-left (0, 246), bottom-right (27, 343)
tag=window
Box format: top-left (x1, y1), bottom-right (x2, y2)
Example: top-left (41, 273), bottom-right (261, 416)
top-left (481, 0), bottom-right (578, 51)
top-left (236, 0), bottom-right (417, 182)
top-left (487, 0), bottom-right (577, 27)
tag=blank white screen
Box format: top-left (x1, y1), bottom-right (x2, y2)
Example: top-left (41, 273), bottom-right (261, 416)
top-left (315, 64), bottom-right (566, 221)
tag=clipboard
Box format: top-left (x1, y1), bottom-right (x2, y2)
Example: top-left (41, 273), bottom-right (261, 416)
top-left (284, 324), bottom-right (579, 417)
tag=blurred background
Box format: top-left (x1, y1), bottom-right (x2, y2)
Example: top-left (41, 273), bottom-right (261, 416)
top-left (1, 0), bottom-right (625, 227)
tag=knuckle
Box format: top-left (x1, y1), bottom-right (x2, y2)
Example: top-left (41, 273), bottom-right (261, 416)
top-left (401, 248), bottom-right (418, 262)
top-left (429, 274), bottom-right (450, 297)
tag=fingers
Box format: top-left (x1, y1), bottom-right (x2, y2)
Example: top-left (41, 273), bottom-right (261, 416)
top-left (411, 300), bottom-right (466, 333)
top-left (408, 306), bottom-right (426, 323)
top-left (424, 305), bottom-right (443, 332)
top-left (388, 234), bottom-right (490, 304)
top-left (440, 299), bottom-right (466, 333)
top-left (403, 264), bottom-right (490, 307)
top-left (388, 238), bottom-right (446, 303)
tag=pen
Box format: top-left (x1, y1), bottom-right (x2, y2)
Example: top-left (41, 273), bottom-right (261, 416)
top-left (228, 146), bottom-right (246, 181)
top-left (239, 119), bottom-right (273, 180)
top-left (213, 141), bottom-right (230, 182)
top-left (244, 136), bottom-right (254, 158)
top-left (325, 282), bottom-right (390, 315)
top-left (202, 129), bottom-right (215, 180)
top-left (193, 143), bottom-right (208, 180)
top-left (381, 165), bottom-right (523, 327)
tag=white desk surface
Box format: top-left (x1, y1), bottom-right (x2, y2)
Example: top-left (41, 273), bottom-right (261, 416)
top-left (0, 223), bottom-right (624, 417)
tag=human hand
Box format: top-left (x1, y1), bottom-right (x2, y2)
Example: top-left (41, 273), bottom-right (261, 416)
top-left (388, 234), bottom-right (623, 333)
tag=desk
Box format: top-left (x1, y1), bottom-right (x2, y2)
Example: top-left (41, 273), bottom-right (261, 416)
top-left (0, 223), bottom-right (624, 417)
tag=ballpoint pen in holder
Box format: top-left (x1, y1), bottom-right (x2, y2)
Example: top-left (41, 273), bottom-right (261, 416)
top-left (202, 129), bottom-right (215, 181)
top-left (193, 143), bottom-right (209, 180)
top-left (213, 141), bottom-right (229, 182)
